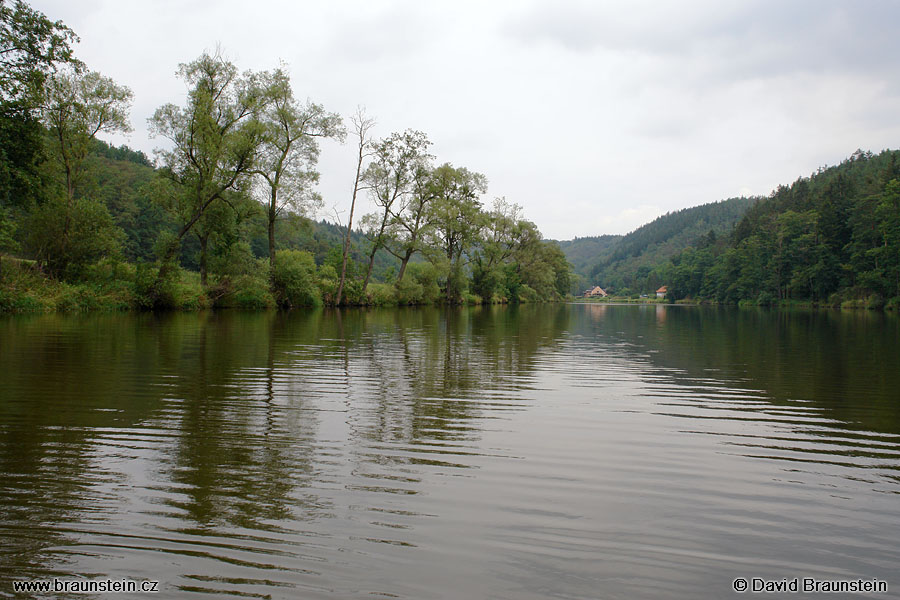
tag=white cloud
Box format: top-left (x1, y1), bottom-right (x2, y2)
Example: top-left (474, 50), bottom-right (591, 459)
top-left (29, 0), bottom-right (900, 238)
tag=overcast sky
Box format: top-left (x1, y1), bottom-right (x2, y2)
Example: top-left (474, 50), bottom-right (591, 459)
top-left (32, 0), bottom-right (900, 239)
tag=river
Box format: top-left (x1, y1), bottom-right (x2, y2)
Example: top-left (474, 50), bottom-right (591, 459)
top-left (1, 304), bottom-right (898, 598)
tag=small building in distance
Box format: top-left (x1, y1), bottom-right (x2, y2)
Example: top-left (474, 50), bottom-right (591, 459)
top-left (656, 286), bottom-right (668, 299)
top-left (584, 286), bottom-right (608, 298)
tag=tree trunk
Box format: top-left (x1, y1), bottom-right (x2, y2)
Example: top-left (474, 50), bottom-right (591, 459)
top-left (199, 233), bottom-right (209, 288)
top-left (446, 253), bottom-right (458, 304)
top-left (337, 110), bottom-right (373, 306)
top-left (60, 126), bottom-right (74, 244)
top-left (363, 213), bottom-right (391, 294)
top-left (337, 210), bottom-right (357, 305)
top-left (338, 150), bottom-right (364, 304)
top-left (268, 191), bottom-right (277, 272)
top-left (397, 248), bottom-right (414, 282)
top-left (362, 247), bottom-right (376, 293)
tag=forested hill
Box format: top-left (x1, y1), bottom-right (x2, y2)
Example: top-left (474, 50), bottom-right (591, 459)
top-left (555, 235), bottom-right (621, 281)
top-left (556, 196), bottom-right (755, 294)
top-left (664, 149), bottom-right (900, 306)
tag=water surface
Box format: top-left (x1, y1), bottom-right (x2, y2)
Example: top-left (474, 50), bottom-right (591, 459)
top-left (1, 305), bottom-right (898, 598)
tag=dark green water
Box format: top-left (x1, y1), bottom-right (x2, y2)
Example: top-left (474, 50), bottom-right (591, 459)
top-left (1, 305), bottom-right (898, 599)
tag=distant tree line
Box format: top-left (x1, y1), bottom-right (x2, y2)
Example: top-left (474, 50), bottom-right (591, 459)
top-left (661, 150), bottom-right (900, 308)
top-left (0, 1), bottom-right (569, 311)
top-left (562, 150), bottom-right (900, 310)
top-left (559, 197), bottom-right (755, 296)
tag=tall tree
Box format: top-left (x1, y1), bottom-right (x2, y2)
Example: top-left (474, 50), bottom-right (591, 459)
top-left (1, 0), bottom-right (79, 242)
top-left (193, 189), bottom-right (257, 286)
top-left (0, 0), bottom-right (79, 105)
top-left (872, 179), bottom-right (900, 298)
top-left (389, 162), bottom-right (436, 283)
top-left (149, 50), bottom-right (266, 280)
top-left (41, 67), bottom-right (132, 203)
top-left (336, 108), bottom-right (374, 305)
top-left (472, 198), bottom-right (534, 300)
top-left (255, 67), bottom-right (343, 270)
top-left (33, 67), bottom-right (131, 272)
top-left (424, 163), bottom-right (487, 303)
top-left (477, 198), bottom-right (527, 267)
top-left (359, 129), bottom-right (431, 293)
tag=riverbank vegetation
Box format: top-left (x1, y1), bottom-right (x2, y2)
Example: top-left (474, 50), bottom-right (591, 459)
top-left (0, 2), bottom-right (570, 313)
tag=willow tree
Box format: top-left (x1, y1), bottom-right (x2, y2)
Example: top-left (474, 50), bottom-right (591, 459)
top-left (389, 163), bottom-right (436, 283)
top-left (31, 67), bottom-right (131, 277)
top-left (149, 50), bottom-right (266, 280)
top-left (471, 197), bottom-right (528, 300)
top-left (255, 67), bottom-right (343, 270)
top-left (359, 129), bottom-right (431, 292)
top-left (424, 164), bottom-right (487, 303)
top-left (42, 67), bottom-right (133, 203)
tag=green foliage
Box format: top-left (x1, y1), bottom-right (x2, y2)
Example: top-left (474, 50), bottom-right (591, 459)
top-left (272, 249), bottom-right (321, 307)
top-left (320, 245), bottom-right (365, 304)
top-left (1, 101), bottom-right (45, 208)
top-left (0, 255), bottom-right (135, 312)
top-left (444, 262), bottom-right (469, 304)
top-left (132, 262), bottom-right (158, 309)
top-left (255, 217), bottom-right (397, 274)
top-left (367, 283), bottom-right (398, 306)
top-left (86, 150), bottom-right (168, 261)
top-left (145, 263), bottom-right (207, 310)
top-left (658, 150), bottom-right (900, 306)
top-left (217, 273), bottom-right (275, 309)
top-left (149, 50), bottom-right (268, 267)
top-left (90, 138), bottom-right (151, 166)
top-left (756, 290), bottom-right (775, 307)
top-left (41, 67), bottom-right (133, 201)
top-left (359, 129), bottom-right (432, 289)
top-left (555, 235), bottom-right (621, 280)
top-left (517, 284), bottom-right (539, 303)
top-left (406, 262), bottom-right (442, 304)
top-left (26, 195), bottom-right (124, 279)
top-left (393, 276), bottom-right (425, 305)
top-left (208, 239), bottom-right (257, 279)
top-left (575, 197), bottom-right (754, 292)
top-left (339, 277), bottom-right (366, 305)
top-left (0, 206), bottom-right (19, 257)
top-left (471, 262), bottom-right (505, 301)
top-left (255, 67), bottom-right (344, 269)
top-left (423, 163), bottom-right (488, 302)
top-left (0, 0), bottom-right (80, 106)
top-left (463, 292), bottom-right (483, 305)
top-left (0, 25), bottom-right (576, 312)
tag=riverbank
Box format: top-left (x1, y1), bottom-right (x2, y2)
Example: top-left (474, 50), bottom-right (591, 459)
top-left (570, 294), bottom-right (899, 311)
top-left (572, 297), bottom-right (669, 305)
top-left (0, 256), bottom-right (556, 314)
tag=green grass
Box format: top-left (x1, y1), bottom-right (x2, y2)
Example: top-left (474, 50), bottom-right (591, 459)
top-left (1, 257), bottom-right (133, 313)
